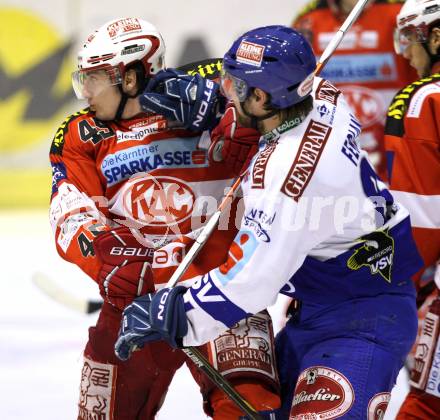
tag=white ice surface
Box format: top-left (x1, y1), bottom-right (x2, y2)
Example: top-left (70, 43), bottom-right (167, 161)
top-left (0, 211), bottom-right (408, 419)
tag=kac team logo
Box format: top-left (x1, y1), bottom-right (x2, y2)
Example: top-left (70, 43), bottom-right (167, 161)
top-left (121, 174), bottom-right (195, 229)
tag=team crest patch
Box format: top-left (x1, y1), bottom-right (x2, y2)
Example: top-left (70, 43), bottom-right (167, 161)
top-left (410, 311), bottom-right (440, 391)
top-left (316, 79), bottom-right (340, 105)
top-left (236, 40), bottom-right (265, 67)
top-left (367, 392), bottom-right (390, 420)
top-left (290, 366), bottom-right (355, 419)
top-left (210, 312), bottom-right (278, 385)
top-left (78, 357), bottom-right (117, 420)
top-left (347, 229), bottom-right (394, 283)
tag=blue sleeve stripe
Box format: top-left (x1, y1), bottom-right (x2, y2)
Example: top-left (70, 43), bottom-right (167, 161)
top-left (51, 162), bottom-right (67, 196)
top-left (386, 150), bottom-right (394, 184)
top-left (188, 274), bottom-right (251, 327)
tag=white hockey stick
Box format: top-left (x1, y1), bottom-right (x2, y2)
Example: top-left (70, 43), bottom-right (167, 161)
top-left (315, 0), bottom-right (370, 74)
top-left (32, 272), bottom-right (102, 314)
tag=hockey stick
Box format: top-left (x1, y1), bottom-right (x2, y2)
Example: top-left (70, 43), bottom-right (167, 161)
top-left (159, 1), bottom-right (370, 417)
top-left (32, 272), bottom-right (102, 314)
top-left (314, 0), bottom-right (370, 74)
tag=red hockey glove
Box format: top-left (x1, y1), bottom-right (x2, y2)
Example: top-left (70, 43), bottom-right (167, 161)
top-left (208, 106), bottom-right (260, 176)
top-left (93, 227), bottom-right (155, 311)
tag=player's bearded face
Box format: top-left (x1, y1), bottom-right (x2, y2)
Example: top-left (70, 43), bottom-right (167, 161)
top-left (234, 103), bottom-right (253, 128)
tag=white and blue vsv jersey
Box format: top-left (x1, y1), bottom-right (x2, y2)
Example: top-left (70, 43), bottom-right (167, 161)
top-left (181, 78), bottom-right (422, 346)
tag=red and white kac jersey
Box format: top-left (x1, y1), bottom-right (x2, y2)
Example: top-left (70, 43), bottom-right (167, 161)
top-left (384, 73), bottom-right (440, 289)
top-left (292, 0), bottom-right (417, 180)
top-left (49, 109), bottom-right (238, 286)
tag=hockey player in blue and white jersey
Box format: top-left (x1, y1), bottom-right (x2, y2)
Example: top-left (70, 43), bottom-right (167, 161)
top-left (115, 26), bottom-right (423, 418)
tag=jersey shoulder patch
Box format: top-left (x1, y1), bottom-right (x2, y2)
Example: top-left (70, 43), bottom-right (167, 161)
top-left (385, 74), bottom-right (440, 137)
top-left (178, 58), bottom-right (223, 80)
top-left (50, 108), bottom-right (90, 155)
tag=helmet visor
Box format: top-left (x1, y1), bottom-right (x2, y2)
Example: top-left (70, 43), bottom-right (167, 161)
top-left (72, 66), bottom-right (122, 99)
top-left (393, 25), bottom-right (429, 55)
top-left (220, 68), bottom-right (249, 102)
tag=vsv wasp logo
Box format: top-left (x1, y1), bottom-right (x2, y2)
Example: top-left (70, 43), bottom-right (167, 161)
top-left (347, 229), bottom-right (395, 283)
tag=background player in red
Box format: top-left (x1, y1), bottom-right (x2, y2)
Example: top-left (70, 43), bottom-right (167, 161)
top-left (49, 17), bottom-right (279, 419)
top-left (385, 0), bottom-right (440, 417)
top-left (292, 0), bottom-right (417, 180)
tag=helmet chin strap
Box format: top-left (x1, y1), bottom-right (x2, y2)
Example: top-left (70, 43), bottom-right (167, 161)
top-left (114, 70), bottom-right (150, 121)
top-left (114, 86), bottom-right (130, 121)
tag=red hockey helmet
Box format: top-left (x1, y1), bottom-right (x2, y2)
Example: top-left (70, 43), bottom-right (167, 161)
top-left (72, 17), bottom-right (165, 99)
top-left (394, 0), bottom-right (440, 54)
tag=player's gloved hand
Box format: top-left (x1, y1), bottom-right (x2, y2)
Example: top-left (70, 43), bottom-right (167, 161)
top-left (93, 227), bottom-right (154, 311)
top-left (208, 106), bottom-right (260, 176)
top-left (139, 68), bottom-right (222, 132)
top-left (114, 293), bottom-right (160, 361)
top-left (114, 286), bottom-right (188, 361)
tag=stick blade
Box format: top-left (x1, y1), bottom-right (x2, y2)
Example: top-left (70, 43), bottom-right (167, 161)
top-left (32, 272), bottom-right (102, 314)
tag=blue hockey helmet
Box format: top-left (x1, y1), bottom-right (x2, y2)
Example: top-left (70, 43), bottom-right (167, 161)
top-left (222, 25), bottom-right (316, 109)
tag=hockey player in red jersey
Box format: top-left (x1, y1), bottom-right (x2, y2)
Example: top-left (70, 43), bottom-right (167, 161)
top-left (385, 0), bottom-right (440, 417)
top-left (292, 0), bottom-right (417, 180)
top-left (49, 17), bottom-right (280, 419)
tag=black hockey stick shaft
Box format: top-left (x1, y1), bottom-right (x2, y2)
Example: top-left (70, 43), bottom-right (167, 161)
top-left (183, 347), bottom-right (263, 419)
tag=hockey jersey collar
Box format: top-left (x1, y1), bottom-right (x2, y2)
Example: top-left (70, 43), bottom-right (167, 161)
top-left (261, 115), bottom-right (305, 144)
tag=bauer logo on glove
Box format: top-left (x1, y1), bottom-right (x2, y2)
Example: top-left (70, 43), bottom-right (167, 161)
top-left (93, 227), bottom-right (155, 311)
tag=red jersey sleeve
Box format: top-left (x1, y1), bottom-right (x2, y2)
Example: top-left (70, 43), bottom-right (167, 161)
top-left (49, 109), bottom-right (111, 281)
top-left (385, 77), bottom-right (440, 278)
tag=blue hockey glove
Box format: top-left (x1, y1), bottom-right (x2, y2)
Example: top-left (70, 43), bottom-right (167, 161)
top-left (114, 293), bottom-right (160, 361)
top-left (139, 69), bottom-right (222, 131)
top-left (147, 286), bottom-right (188, 347)
top-left (114, 286), bottom-right (188, 361)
